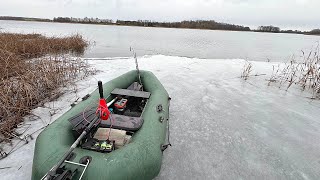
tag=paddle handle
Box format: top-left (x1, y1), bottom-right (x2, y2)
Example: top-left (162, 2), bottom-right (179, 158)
top-left (98, 81), bottom-right (104, 99)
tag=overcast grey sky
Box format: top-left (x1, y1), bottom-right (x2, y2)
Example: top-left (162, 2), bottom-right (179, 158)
top-left (0, 0), bottom-right (319, 30)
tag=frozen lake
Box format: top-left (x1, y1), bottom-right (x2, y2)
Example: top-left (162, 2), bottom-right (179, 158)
top-left (1, 55), bottom-right (320, 180)
top-left (1, 20), bottom-right (320, 61)
top-left (1, 20), bottom-right (320, 179)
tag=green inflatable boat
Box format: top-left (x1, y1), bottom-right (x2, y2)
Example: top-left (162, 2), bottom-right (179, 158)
top-left (32, 70), bottom-right (170, 180)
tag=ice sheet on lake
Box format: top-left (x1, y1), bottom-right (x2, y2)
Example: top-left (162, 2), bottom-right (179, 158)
top-left (1, 55), bottom-right (320, 180)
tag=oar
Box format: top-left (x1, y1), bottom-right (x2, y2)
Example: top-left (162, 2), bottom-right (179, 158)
top-left (41, 81), bottom-right (111, 180)
top-left (41, 115), bottom-right (100, 180)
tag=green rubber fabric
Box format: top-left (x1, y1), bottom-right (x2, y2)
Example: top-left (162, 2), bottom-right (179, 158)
top-left (32, 70), bottom-right (170, 180)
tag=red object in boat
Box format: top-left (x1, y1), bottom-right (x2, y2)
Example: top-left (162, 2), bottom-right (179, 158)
top-left (97, 98), bottom-right (110, 120)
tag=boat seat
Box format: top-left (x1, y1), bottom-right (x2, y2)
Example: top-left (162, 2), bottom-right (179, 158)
top-left (111, 88), bottom-right (150, 99)
top-left (68, 108), bottom-right (143, 134)
top-left (100, 114), bottom-right (143, 131)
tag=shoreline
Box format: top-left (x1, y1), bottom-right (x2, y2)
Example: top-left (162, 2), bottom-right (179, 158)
top-left (1, 19), bottom-right (318, 36)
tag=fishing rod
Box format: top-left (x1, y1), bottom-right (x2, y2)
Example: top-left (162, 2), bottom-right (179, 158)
top-left (41, 81), bottom-right (111, 180)
top-left (130, 47), bottom-right (143, 90)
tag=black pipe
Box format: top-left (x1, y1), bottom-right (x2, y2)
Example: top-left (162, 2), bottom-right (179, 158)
top-left (98, 81), bottom-right (104, 99)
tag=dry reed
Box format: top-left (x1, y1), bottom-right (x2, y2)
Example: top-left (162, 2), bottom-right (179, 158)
top-left (268, 45), bottom-right (320, 99)
top-left (241, 61), bottom-right (253, 80)
top-left (0, 32), bottom-right (93, 141)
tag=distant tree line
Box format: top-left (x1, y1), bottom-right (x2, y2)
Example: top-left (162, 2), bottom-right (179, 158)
top-left (53, 17), bottom-right (72, 22)
top-left (280, 29), bottom-right (304, 34)
top-left (0, 16), bottom-right (51, 22)
top-left (1, 16), bottom-right (320, 35)
top-left (308, 29), bottom-right (320, 35)
top-left (53, 17), bottom-right (113, 24)
top-left (254, 25), bottom-right (320, 35)
top-left (256, 25), bottom-right (281, 33)
top-left (116, 20), bottom-right (251, 31)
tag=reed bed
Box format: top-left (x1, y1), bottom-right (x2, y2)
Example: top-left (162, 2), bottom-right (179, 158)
top-left (0, 32), bottom-right (93, 141)
top-left (0, 33), bottom-right (87, 58)
top-left (268, 45), bottom-right (320, 99)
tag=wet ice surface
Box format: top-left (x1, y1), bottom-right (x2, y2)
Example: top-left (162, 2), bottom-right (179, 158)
top-left (1, 55), bottom-right (320, 180)
top-left (153, 57), bottom-right (320, 180)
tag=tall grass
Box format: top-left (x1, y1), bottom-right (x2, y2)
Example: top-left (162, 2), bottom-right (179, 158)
top-left (0, 32), bottom-right (93, 141)
top-left (0, 33), bottom-right (87, 58)
top-left (241, 61), bottom-right (253, 80)
top-left (268, 45), bottom-right (320, 99)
